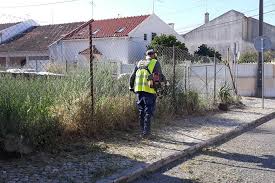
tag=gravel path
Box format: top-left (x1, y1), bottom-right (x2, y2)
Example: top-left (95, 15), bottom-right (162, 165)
top-left (1, 97), bottom-right (274, 183)
top-left (134, 119), bottom-right (275, 183)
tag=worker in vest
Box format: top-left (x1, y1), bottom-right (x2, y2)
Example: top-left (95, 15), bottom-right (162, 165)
top-left (129, 49), bottom-right (166, 138)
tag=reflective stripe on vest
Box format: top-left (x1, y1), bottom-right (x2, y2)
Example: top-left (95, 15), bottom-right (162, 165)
top-left (134, 59), bottom-right (157, 94)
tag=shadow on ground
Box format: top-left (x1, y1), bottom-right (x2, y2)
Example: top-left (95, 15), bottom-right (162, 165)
top-left (0, 142), bottom-right (147, 183)
top-left (202, 150), bottom-right (275, 170)
top-left (134, 173), bottom-right (201, 183)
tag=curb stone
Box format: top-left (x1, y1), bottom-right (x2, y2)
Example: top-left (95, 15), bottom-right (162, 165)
top-left (99, 112), bottom-right (275, 183)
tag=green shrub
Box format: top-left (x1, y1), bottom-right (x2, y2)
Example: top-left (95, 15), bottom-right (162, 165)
top-left (175, 90), bottom-right (202, 114)
top-left (239, 51), bottom-right (274, 63)
top-left (218, 84), bottom-right (233, 104)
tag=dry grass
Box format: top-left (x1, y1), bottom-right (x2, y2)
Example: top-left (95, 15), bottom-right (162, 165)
top-left (53, 94), bottom-right (138, 138)
top-left (0, 62), bottom-right (210, 151)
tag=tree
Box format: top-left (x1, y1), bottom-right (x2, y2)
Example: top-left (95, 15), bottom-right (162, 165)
top-left (148, 34), bottom-right (188, 52)
top-left (147, 35), bottom-right (191, 64)
top-left (194, 44), bottom-right (222, 61)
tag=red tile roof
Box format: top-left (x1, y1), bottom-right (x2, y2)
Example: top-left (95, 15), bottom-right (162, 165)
top-left (64, 15), bottom-right (150, 40)
top-left (0, 22), bottom-right (84, 52)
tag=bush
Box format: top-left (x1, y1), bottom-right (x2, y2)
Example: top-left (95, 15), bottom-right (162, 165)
top-left (239, 51), bottom-right (274, 63)
top-left (218, 84), bottom-right (233, 104)
top-left (175, 91), bottom-right (203, 114)
top-left (194, 44), bottom-right (222, 61)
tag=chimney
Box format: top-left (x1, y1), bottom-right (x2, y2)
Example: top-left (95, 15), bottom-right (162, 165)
top-left (205, 12), bottom-right (209, 24)
top-left (168, 23), bottom-right (175, 29)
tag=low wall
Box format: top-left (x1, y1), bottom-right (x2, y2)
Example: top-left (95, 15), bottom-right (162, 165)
top-left (236, 63), bottom-right (275, 97)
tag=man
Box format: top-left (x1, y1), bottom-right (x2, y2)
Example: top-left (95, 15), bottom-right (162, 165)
top-left (129, 49), bottom-right (166, 137)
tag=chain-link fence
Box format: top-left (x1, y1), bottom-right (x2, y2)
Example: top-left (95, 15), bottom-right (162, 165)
top-left (0, 13), bottom-right (237, 150)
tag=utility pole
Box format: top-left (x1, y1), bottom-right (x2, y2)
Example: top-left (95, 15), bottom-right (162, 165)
top-left (256, 0), bottom-right (264, 97)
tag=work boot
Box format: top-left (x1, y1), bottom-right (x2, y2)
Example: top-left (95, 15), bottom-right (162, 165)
top-left (142, 132), bottom-right (152, 139)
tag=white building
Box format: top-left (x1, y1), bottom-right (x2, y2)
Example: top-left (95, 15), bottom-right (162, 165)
top-left (49, 14), bottom-right (184, 65)
top-left (0, 20), bottom-right (38, 69)
top-left (0, 21), bottom-right (83, 71)
top-left (183, 10), bottom-right (275, 59)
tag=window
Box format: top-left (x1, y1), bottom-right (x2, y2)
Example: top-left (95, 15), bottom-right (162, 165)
top-left (151, 33), bottom-right (157, 41)
top-left (144, 34), bottom-right (147, 41)
top-left (92, 29), bottom-right (100, 35)
top-left (116, 27), bottom-right (125, 33)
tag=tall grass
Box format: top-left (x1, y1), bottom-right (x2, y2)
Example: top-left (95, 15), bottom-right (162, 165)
top-left (0, 62), bottom-right (206, 151)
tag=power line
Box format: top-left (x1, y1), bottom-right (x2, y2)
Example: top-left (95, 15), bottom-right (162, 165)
top-left (159, 4), bottom-right (204, 15)
top-left (179, 9), bottom-right (275, 34)
top-left (176, 4), bottom-right (275, 32)
top-left (0, 0), bottom-right (84, 8)
top-left (162, 1), bottom-right (274, 17)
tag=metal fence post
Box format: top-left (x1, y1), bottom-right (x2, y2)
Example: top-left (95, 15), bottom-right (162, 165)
top-left (35, 60), bottom-right (38, 72)
top-left (206, 65), bottom-right (208, 99)
top-left (172, 45), bottom-right (176, 113)
top-left (89, 19), bottom-right (95, 122)
top-left (188, 65), bottom-right (191, 91)
top-left (184, 64), bottom-right (187, 93)
top-left (65, 60), bottom-right (68, 73)
top-left (117, 61), bottom-right (122, 76)
top-left (214, 56), bottom-right (217, 103)
top-left (224, 64), bottom-right (227, 85)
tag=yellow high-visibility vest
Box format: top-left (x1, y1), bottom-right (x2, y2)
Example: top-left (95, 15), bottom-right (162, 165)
top-left (134, 59), bottom-right (157, 94)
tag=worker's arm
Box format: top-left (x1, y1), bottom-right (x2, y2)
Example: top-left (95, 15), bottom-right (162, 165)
top-left (129, 66), bottom-right (138, 90)
top-left (153, 61), bottom-right (166, 82)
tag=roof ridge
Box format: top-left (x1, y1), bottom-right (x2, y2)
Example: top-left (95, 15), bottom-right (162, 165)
top-left (0, 22), bottom-right (21, 25)
top-left (41, 21), bottom-right (85, 26)
top-left (93, 14), bottom-right (150, 22)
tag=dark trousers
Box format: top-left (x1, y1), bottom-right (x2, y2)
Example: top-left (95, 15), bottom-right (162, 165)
top-left (136, 92), bottom-right (156, 135)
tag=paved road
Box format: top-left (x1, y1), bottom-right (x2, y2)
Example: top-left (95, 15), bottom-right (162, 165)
top-left (134, 119), bottom-right (275, 183)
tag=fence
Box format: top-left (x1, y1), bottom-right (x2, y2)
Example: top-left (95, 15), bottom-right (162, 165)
top-left (0, 12), bottom-right (239, 151)
top-left (116, 55), bottom-right (235, 102)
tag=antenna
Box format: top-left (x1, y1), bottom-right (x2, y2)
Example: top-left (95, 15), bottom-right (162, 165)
top-left (91, 0), bottom-right (96, 19)
top-left (152, 0), bottom-right (163, 14)
top-left (152, 0), bottom-right (155, 14)
top-left (51, 9), bottom-right (54, 24)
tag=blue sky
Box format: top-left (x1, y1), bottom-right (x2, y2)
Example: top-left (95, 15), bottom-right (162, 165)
top-left (0, 0), bottom-right (274, 33)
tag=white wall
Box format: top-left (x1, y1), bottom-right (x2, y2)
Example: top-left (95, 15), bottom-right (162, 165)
top-left (130, 14), bottom-right (184, 43)
top-left (93, 38), bottom-right (129, 64)
top-left (50, 39), bottom-right (89, 67)
top-left (0, 20), bottom-right (38, 44)
top-left (183, 11), bottom-right (245, 58)
top-left (236, 63), bottom-right (275, 97)
top-left (26, 60), bottom-right (50, 72)
top-left (128, 14), bottom-right (185, 64)
top-left (187, 63), bottom-right (275, 97)
top-left (0, 51), bottom-right (49, 70)
top-left (50, 37), bottom-right (130, 65)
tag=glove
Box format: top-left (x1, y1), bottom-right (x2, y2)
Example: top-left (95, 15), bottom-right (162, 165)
top-left (129, 87), bottom-right (135, 93)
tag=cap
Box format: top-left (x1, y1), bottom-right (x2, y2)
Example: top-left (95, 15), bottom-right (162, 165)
top-left (146, 49), bottom-right (155, 56)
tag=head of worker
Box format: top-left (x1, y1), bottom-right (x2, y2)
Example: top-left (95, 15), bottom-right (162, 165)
top-left (146, 49), bottom-right (156, 60)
